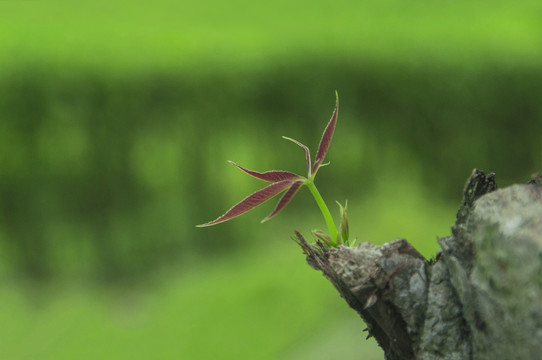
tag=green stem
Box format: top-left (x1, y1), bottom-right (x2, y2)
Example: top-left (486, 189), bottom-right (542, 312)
top-left (306, 180), bottom-right (338, 246)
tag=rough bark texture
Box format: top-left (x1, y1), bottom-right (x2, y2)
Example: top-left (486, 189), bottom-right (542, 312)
top-left (297, 169), bottom-right (542, 360)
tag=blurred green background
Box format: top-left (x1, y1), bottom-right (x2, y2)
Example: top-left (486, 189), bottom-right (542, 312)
top-left (1, 0), bottom-right (541, 359)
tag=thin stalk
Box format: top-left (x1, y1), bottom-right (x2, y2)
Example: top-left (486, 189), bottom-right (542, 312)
top-left (305, 180), bottom-right (338, 246)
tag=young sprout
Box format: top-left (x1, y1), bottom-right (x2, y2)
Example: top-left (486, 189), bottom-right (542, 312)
top-left (197, 92), bottom-right (353, 247)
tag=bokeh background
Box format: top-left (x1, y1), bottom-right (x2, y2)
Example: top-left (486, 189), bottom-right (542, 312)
top-left (1, 1), bottom-right (541, 359)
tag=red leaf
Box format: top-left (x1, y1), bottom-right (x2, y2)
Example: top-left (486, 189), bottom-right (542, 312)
top-left (282, 137), bottom-right (312, 178)
top-left (228, 161), bottom-right (302, 182)
top-left (312, 92), bottom-right (339, 175)
top-left (261, 180), bottom-right (304, 223)
top-left (196, 180), bottom-right (294, 227)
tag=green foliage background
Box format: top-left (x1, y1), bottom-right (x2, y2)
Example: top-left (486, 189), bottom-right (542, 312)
top-left (0, 1), bottom-right (541, 359)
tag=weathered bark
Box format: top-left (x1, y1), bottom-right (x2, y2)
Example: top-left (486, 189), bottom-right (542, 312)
top-left (297, 169), bottom-right (542, 359)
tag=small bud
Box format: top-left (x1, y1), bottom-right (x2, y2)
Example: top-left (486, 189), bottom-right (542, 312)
top-left (336, 200), bottom-right (349, 244)
top-left (364, 293), bottom-right (378, 309)
top-left (349, 237), bottom-right (359, 247)
top-left (312, 229), bottom-right (334, 247)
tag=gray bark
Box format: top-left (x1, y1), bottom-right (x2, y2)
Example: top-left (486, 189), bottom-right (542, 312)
top-left (297, 169), bottom-right (542, 359)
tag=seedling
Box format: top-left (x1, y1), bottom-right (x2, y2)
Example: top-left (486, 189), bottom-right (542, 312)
top-left (197, 93), bottom-right (355, 247)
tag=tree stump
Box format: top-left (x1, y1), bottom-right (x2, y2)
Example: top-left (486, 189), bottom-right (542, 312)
top-left (297, 169), bottom-right (542, 360)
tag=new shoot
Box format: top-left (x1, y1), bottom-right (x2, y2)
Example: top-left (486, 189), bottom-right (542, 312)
top-left (197, 93), bottom-right (355, 247)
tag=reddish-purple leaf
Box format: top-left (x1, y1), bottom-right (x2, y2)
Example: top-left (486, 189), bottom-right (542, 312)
top-left (261, 180), bottom-right (304, 223)
top-left (312, 92), bottom-right (339, 174)
top-left (228, 161), bottom-right (302, 182)
top-left (196, 180), bottom-right (294, 227)
top-left (282, 137), bottom-right (312, 178)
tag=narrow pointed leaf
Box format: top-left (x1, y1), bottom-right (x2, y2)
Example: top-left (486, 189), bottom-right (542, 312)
top-left (228, 161), bottom-right (301, 183)
top-left (282, 136), bottom-right (312, 178)
top-left (312, 92), bottom-right (339, 174)
top-left (196, 180), bottom-right (294, 227)
top-left (261, 180), bottom-right (304, 223)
